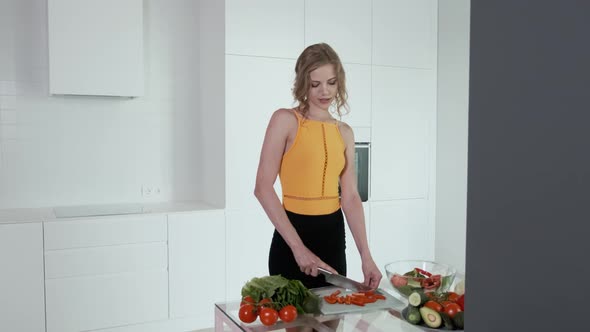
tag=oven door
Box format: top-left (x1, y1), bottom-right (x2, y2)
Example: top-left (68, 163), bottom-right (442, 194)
top-left (355, 142), bottom-right (370, 202)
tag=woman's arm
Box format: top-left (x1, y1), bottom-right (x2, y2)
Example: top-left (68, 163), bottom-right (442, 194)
top-left (254, 109), bottom-right (337, 276)
top-left (338, 122), bottom-right (383, 289)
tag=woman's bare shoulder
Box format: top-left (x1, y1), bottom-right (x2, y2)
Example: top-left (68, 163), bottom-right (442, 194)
top-left (269, 108), bottom-right (298, 127)
top-left (337, 120), bottom-right (354, 142)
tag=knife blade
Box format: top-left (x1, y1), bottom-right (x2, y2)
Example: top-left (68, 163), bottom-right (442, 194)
top-left (317, 267), bottom-right (373, 292)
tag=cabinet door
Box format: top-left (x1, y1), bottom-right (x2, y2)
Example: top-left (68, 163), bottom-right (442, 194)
top-left (48, 0), bottom-right (144, 96)
top-left (369, 200), bottom-right (434, 270)
top-left (305, 0), bottom-right (372, 65)
top-left (44, 215), bottom-right (168, 332)
top-left (45, 271), bottom-right (168, 332)
top-left (226, 0), bottom-right (304, 58)
top-left (0, 223), bottom-right (45, 332)
top-left (168, 210), bottom-right (226, 323)
top-left (343, 202), bottom-right (370, 282)
top-left (372, 0), bottom-right (438, 68)
top-left (344, 64), bottom-right (372, 129)
top-left (371, 66), bottom-right (436, 200)
top-left (225, 55), bottom-right (295, 211)
top-left (225, 208), bottom-right (275, 300)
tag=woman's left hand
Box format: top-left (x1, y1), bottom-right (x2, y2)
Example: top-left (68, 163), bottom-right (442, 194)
top-left (361, 256), bottom-right (383, 290)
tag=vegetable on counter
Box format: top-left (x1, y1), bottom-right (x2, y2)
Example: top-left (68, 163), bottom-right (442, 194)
top-left (238, 275), bottom-right (320, 326)
top-left (403, 288), bottom-right (465, 330)
top-left (322, 289), bottom-right (386, 306)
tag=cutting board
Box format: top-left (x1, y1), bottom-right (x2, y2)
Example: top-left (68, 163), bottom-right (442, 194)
top-left (313, 286), bottom-right (405, 316)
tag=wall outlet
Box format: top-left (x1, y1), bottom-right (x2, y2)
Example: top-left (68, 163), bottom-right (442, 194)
top-left (141, 185), bottom-right (161, 197)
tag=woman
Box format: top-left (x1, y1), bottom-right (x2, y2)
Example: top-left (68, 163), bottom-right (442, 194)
top-left (254, 43), bottom-right (382, 291)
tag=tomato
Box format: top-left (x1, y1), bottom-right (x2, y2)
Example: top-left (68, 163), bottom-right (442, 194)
top-left (456, 294), bottom-right (464, 311)
top-left (238, 304), bottom-right (257, 323)
top-left (279, 305), bottom-right (298, 323)
top-left (441, 300), bottom-right (455, 308)
top-left (241, 296), bottom-right (255, 306)
top-left (259, 307), bottom-right (279, 326)
top-left (424, 300), bottom-right (443, 313)
top-left (446, 292), bottom-right (460, 302)
top-left (443, 302), bottom-right (462, 318)
top-left (257, 298), bottom-right (272, 312)
top-left (391, 274), bottom-right (408, 288)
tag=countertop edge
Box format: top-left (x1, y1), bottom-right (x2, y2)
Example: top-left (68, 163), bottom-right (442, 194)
top-left (0, 200), bottom-right (223, 225)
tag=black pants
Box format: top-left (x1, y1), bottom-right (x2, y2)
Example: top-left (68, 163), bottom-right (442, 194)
top-left (268, 208), bottom-right (347, 289)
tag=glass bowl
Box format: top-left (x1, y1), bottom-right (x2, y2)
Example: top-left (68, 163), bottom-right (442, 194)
top-left (385, 260), bottom-right (457, 300)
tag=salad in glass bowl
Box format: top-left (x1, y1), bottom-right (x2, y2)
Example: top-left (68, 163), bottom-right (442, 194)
top-left (385, 260), bottom-right (457, 299)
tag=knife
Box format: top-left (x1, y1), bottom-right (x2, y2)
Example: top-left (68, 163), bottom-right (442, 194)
top-left (317, 267), bottom-right (373, 292)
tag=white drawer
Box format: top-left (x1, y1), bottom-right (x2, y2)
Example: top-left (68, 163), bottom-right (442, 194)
top-left (44, 214), bottom-right (167, 250)
top-left (45, 270), bottom-right (168, 332)
top-left (45, 242), bottom-right (167, 279)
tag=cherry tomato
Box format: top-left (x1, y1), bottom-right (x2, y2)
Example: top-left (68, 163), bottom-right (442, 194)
top-left (259, 307), bottom-right (279, 326)
top-left (446, 292), bottom-right (460, 302)
top-left (257, 298), bottom-right (272, 312)
top-left (241, 296), bottom-right (255, 306)
top-left (279, 305), bottom-right (298, 323)
top-left (238, 304), bottom-right (257, 323)
top-left (424, 300), bottom-right (443, 313)
top-left (441, 300), bottom-right (455, 308)
top-left (443, 302), bottom-right (462, 318)
top-left (456, 294), bottom-right (464, 311)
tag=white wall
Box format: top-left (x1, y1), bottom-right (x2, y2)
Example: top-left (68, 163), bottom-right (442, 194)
top-left (0, 0), bottom-right (205, 209)
top-left (435, 0), bottom-right (470, 273)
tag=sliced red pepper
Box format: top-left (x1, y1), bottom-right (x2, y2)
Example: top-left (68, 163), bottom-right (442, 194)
top-left (323, 296), bottom-right (337, 304)
top-left (415, 267), bottom-right (432, 277)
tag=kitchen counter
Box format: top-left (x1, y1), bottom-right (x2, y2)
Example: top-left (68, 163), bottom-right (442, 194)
top-left (0, 200), bottom-right (221, 224)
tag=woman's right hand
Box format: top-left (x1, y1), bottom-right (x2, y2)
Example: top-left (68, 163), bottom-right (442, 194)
top-left (292, 246), bottom-right (338, 276)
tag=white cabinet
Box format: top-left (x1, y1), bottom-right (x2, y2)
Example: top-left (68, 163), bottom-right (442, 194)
top-left (48, 0), bottom-right (144, 96)
top-left (226, 0), bottom-right (304, 58)
top-left (369, 199), bottom-right (434, 270)
top-left (225, 208), bottom-right (276, 300)
top-left (343, 202), bottom-right (371, 282)
top-left (305, 0), bottom-right (372, 65)
top-left (343, 63), bottom-right (372, 129)
top-left (0, 222), bottom-right (45, 332)
top-left (168, 210), bottom-right (226, 325)
top-left (371, 66), bottom-right (436, 200)
top-left (372, 0), bottom-right (438, 68)
top-left (44, 215), bottom-right (168, 332)
top-left (225, 55), bottom-right (295, 211)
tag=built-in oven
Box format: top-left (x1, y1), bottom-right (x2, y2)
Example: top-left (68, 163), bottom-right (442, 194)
top-left (354, 142), bottom-right (370, 202)
top-left (338, 142), bottom-right (370, 202)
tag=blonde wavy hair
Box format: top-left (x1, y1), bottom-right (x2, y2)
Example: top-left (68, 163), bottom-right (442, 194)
top-left (293, 43), bottom-right (349, 119)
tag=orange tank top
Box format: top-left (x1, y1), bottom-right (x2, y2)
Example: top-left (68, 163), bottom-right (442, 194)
top-left (279, 109), bottom-right (346, 215)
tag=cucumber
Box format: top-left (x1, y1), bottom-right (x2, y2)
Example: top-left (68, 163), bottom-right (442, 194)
top-left (440, 312), bottom-right (456, 330)
top-left (405, 305), bottom-right (422, 325)
top-left (407, 278), bottom-right (422, 288)
top-left (419, 306), bottom-right (442, 329)
top-left (408, 290), bottom-right (429, 307)
top-left (396, 285), bottom-right (414, 297)
top-left (452, 311), bottom-right (464, 329)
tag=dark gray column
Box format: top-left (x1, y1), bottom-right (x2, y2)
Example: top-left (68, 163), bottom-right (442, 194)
top-left (467, 1), bottom-right (590, 331)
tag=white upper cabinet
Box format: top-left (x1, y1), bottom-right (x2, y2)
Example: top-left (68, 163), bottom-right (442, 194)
top-left (226, 0), bottom-right (304, 58)
top-left (372, 0), bottom-right (438, 68)
top-left (371, 66), bottom-right (436, 200)
top-left (225, 55), bottom-right (295, 211)
top-left (48, 0), bottom-right (144, 96)
top-left (342, 63), bottom-right (371, 129)
top-left (305, 0), bottom-right (372, 65)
